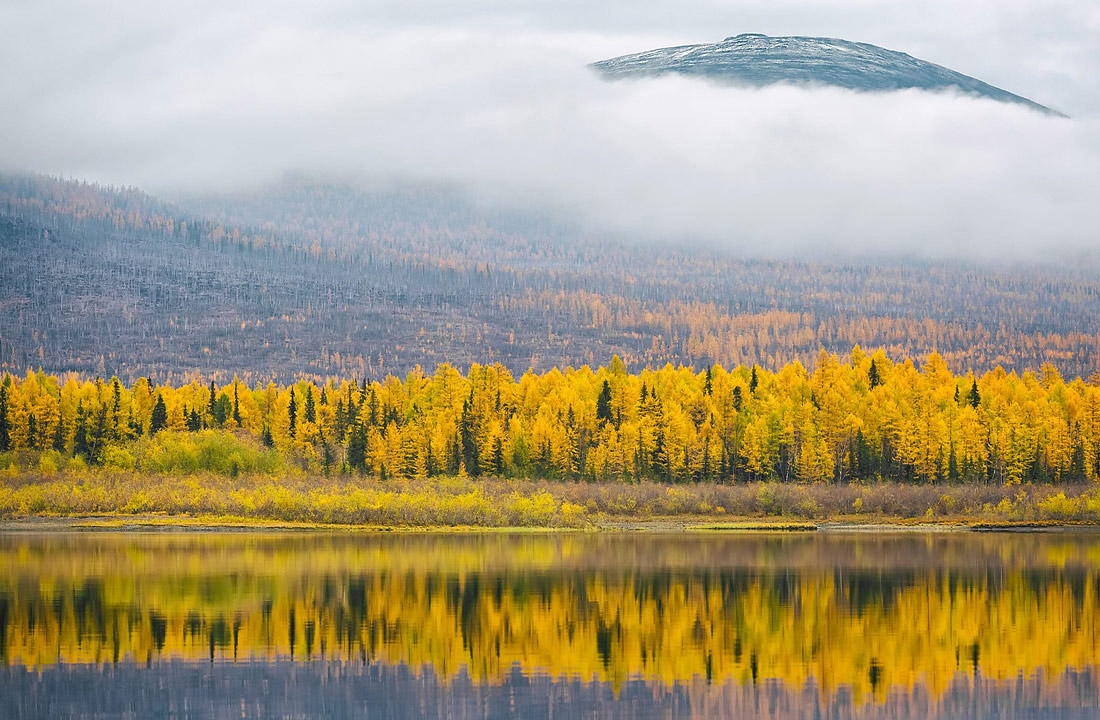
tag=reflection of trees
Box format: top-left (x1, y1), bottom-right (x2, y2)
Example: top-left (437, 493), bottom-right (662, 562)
top-left (1, 535), bottom-right (1099, 709)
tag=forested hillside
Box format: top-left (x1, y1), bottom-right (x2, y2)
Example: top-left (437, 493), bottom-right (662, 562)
top-left (3, 348), bottom-right (1099, 485)
top-left (2, 173), bottom-right (1099, 381)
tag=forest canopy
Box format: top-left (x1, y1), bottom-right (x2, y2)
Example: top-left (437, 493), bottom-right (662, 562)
top-left (2, 347), bottom-right (1098, 487)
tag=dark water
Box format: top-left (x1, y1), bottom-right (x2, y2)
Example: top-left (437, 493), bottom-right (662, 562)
top-left (1, 531), bottom-right (1099, 719)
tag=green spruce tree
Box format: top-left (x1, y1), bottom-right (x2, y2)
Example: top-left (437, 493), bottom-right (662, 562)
top-left (596, 380), bottom-right (613, 424)
top-left (0, 382), bottom-right (10, 452)
top-left (288, 388), bottom-right (297, 438)
top-left (149, 394), bottom-right (168, 435)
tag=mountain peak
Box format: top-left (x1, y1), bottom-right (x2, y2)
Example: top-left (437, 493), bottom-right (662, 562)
top-left (591, 34), bottom-right (1064, 117)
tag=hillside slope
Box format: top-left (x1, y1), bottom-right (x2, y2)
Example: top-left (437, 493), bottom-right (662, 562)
top-left (1, 174), bottom-right (1097, 381)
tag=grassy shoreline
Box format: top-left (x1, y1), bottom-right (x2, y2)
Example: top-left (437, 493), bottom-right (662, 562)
top-left (3, 514), bottom-right (1097, 534)
top-left (3, 471), bottom-right (1100, 532)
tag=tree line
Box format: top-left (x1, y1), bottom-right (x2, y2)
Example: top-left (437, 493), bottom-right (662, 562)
top-left (3, 346), bottom-right (1099, 485)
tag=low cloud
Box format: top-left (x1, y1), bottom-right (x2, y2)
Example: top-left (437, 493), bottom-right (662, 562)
top-left (2, 1), bottom-right (1098, 259)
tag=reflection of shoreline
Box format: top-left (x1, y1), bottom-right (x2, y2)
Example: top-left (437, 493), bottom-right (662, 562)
top-left (2, 533), bottom-right (1100, 708)
top-left (6, 531), bottom-right (1100, 574)
top-left (2, 662), bottom-right (1098, 719)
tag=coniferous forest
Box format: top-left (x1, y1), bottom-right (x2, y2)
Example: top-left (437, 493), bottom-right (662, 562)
top-left (2, 348), bottom-right (1099, 486)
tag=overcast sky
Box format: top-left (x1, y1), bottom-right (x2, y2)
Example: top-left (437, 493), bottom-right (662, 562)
top-left (2, 0), bottom-right (1098, 258)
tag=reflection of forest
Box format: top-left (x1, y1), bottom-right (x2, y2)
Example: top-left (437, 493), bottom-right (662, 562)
top-left (2, 663), bottom-right (1097, 720)
top-left (1, 533), bottom-right (1099, 710)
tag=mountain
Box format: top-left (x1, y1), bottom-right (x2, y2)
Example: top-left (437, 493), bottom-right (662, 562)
top-left (591, 33), bottom-right (1064, 116)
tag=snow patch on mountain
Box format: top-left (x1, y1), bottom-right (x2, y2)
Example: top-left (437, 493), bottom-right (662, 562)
top-left (591, 34), bottom-right (1063, 117)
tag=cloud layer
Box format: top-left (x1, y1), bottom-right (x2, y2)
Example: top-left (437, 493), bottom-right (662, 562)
top-left (2, 0), bottom-right (1098, 259)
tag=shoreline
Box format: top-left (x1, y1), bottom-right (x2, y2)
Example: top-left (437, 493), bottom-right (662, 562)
top-left (3, 514), bottom-right (1099, 534)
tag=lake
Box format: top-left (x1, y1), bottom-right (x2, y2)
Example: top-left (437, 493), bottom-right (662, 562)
top-left (1, 530), bottom-right (1098, 719)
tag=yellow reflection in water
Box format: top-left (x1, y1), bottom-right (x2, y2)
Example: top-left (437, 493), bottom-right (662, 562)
top-left (1, 532), bottom-right (1098, 708)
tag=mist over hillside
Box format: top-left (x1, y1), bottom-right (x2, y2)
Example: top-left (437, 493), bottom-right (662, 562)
top-left (2, 2), bottom-right (1098, 259)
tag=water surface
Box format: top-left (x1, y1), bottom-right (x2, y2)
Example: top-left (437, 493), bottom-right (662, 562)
top-left (2, 530), bottom-right (1098, 718)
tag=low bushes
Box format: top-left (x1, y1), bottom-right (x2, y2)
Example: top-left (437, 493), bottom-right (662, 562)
top-left (3, 431), bottom-right (285, 477)
top-left (1, 468), bottom-right (1099, 527)
top-left (0, 474), bottom-right (589, 528)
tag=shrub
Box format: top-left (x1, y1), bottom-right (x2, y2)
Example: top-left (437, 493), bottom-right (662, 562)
top-left (756, 484), bottom-right (779, 515)
top-left (38, 450), bottom-right (62, 474)
top-left (102, 446), bottom-right (136, 471)
top-left (1038, 492), bottom-right (1079, 521)
top-left (133, 431), bottom-right (283, 475)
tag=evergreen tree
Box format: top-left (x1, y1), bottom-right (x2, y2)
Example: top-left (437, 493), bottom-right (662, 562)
top-left (449, 434), bottom-right (462, 475)
top-left (852, 430), bottom-right (872, 479)
top-left (704, 366), bottom-right (713, 396)
top-left (345, 385), bottom-right (356, 419)
top-left (52, 411), bottom-right (66, 452)
top-left (305, 386), bottom-right (315, 424)
top-left (262, 424), bottom-right (274, 447)
top-left (732, 386), bottom-right (743, 412)
top-left (149, 394), bottom-right (168, 435)
top-left (347, 424), bottom-right (367, 472)
top-left (320, 430), bottom-right (333, 476)
top-left (968, 380), bottom-right (981, 409)
top-left (88, 404), bottom-right (108, 463)
top-left (537, 440), bottom-right (551, 478)
top-left (288, 388), bottom-right (297, 438)
top-left (568, 429), bottom-right (582, 478)
top-left (213, 393), bottom-right (231, 427)
top-left (460, 399), bottom-right (480, 476)
top-left (868, 359), bottom-right (881, 389)
top-left (187, 407), bottom-right (202, 432)
top-left (596, 380), bottom-right (613, 424)
top-left (651, 428), bottom-right (668, 480)
top-left (492, 437), bottom-right (505, 476)
top-left (232, 384), bottom-right (242, 427)
top-left (111, 377), bottom-right (122, 439)
top-left (73, 405), bottom-right (90, 458)
top-left (335, 399), bottom-right (348, 439)
top-left (208, 380), bottom-right (217, 419)
top-left (1071, 437), bottom-right (1086, 480)
top-left (0, 383), bottom-right (10, 452)
top-left (749, 367), bottom-right (759, 395)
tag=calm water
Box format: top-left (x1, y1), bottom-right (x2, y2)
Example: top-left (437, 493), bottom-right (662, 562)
top-left (1, 530), bottom-right (1099, 719)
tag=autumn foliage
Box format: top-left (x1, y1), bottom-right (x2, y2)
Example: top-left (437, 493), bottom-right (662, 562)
top-left (2, 347), bottom-right (1099, 487)
top-left (4, 533), bottom-right (1100, 707)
